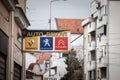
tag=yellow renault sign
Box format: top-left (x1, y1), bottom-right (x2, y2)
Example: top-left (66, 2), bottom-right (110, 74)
top-left (24, 37), bottom-right (38, 51)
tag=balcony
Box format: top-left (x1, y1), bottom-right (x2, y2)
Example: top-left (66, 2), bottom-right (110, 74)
top-left (87, 60), bottom-right (96, 71)
top-left (14, 7), bottom-right (30, 29)
top-left (88, 22), bottom-right (95, 33)
top-left (97, 35), bottom-right (107, 47)
top-left (97, 15), bottom-right (107, 28)
top-left (102, 78), bottom-right (107, 80)
top-left (1, 0), bottom-right (19, 11)
top-left (98, 78), bottom-right (107, 80)
top-left (101, 0), bottom-right (108, 6)
top-left (98, 56), bottom-right (107, 68)
top-left (88, 41), bottom-right (96, 51)
top-left (82, 17), bottom-right (92, 27)
top-left (90, 0), bottom-right (98, 16)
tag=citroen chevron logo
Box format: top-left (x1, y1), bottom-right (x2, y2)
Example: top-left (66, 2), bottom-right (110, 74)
top-left (58, 40), bottom-right (65, 45)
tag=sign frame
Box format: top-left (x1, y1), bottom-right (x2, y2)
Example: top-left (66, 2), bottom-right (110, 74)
top-left (22, 30), bottom-right (71, 52)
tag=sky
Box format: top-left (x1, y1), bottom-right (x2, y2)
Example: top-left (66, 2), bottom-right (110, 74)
top-left (26, 0), bottom-right (91, 73)
top-left (26, 0), bottom-right (91, 30)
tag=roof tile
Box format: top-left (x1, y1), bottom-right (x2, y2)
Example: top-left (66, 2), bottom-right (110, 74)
top-left (56, 18), bottom-right (84, 34)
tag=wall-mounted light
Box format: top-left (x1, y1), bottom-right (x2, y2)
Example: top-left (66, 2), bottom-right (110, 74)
top-left (4, 16), bottom-right (9, 22)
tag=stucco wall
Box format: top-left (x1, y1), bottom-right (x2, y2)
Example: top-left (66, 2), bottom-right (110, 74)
top-left (109, 1), bottom-right (120, 80)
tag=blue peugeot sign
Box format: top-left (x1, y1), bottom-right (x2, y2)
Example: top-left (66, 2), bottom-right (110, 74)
top-left (40, 37), bottom-right (53, 50)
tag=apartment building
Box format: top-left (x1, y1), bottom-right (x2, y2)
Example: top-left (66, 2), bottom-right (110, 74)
top-left (0, 0), bottom-right (30, 80)
top-left (82, 0), bottom-right (120, 80)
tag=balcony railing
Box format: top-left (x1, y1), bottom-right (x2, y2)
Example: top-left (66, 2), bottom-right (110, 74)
top-left (88, 41), bottom-right (96, 51)
top-left (97, 15), bottom-right (107, 29)
top-left (98, 78), bottom-right (107, 80)
top-left (90, 0), bottom-right (98, 16)
top-left (97, 35), bottom-right (107, 47)
top-left (88, 22), bottom-right (95, 33)
top-left (98, 56), bottom-right (107, 68)
top-left (88, 60), bottom-right (96, 71)
top-left (101, 0), bottom-right (108, 6)
top-left (101, 78), bottom-right (107, 80)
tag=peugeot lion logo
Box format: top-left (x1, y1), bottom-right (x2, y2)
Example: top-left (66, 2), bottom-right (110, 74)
top-left (43, 38), bottom-right (50, 47)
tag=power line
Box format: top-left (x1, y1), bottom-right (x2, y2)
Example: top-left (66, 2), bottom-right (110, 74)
top-left (108, 33), bottom-right (120, 34)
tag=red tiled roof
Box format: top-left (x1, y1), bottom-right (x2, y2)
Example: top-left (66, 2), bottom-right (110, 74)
top-left (56, 18), bottom-right (84, 34)
top-left (34, 53), bottom-right (52, 64)
top-left (34, 53), bottom-right (40, 57)
top-left (28, 63), bottom-right (39, 70)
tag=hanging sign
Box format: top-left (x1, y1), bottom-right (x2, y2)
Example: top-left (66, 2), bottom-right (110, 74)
top-left (23, 30), bottom-right (70, 52)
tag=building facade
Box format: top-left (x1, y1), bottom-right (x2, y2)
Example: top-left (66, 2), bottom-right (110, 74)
top-left (82, 0), bottom-right (120, 80)
top-left (0, 0), bottom-right (30, 80)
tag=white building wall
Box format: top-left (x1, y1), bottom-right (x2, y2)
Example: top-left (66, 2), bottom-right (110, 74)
top-left (26, 53), bottom-right (37, 69)
top-left (51, 57), bottom-right (67, 78)
top-left (83, 0), bottom-right (120, 80)
top-left (83, 22), bottom-right (90, 80)
top-left (109, 1), bottom-right (120, 80)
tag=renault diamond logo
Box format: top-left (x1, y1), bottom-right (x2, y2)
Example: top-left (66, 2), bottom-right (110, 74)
top-left (25, 37), bottom-right (38, 50)
top-left (28, 38), bottom-right (35, 47)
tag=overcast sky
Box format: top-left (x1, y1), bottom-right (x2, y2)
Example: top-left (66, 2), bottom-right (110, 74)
top-left (26, 0), bottom-right (91, 30)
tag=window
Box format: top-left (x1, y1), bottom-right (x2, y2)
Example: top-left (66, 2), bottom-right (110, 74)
top-left (97, 25), bottom-right (107, 41)
top-left (89, 70), bottom-right (96, 80)
top-left (0, 30), bottom-right (8, 55)
top-left (88, 34), bottom-right (91, 44)
top-left (62, 53), bottom-right (68, 57)
top-left (14, 62), bottom-right (21, 80)
top-left (89, 71), bottom-right (92, 80)
top-left (0, 30), bottom-right (8, 80)
top-left (100, 6), bottom-right (106, 16)
top-left (101, 67), bottom-right (107, 78)
top-left (97, 70), bottom-right (100, 79)
top-left (0, 54), bottom-right (6, 80)
top-left (88, 53), bottom-right (91, 62)
top-left (98, 5), bottom-right (106, 21)
top-left (102, 46), bottom-right (106, 56)
top-left (99, 57), bottom-right (102, 63)
top-left (26, 71), bottom-right (33, 79)
top-left (98, 25), bottom-right (107, 36)
top-left (17, 28), bottom-right (22, 43)
top-left (91, 50), bottom-right (96, 61)
top-left (91, 31), bottom-right (96, 41)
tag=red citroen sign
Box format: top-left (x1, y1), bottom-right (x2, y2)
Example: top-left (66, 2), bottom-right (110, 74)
top-left (55, 37), bottom-right (68, 50)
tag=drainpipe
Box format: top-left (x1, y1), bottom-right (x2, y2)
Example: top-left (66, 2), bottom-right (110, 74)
top-left (22, 38), bottom-right (26, 80)
top-left (83, 31), bottom-right (85, 80)
top-left (10, 11), bottom-right (14, 80)
top-left (106, 0), bottom-right (109, 80)
top-left (95, 18), bottom-right (97, 80)
top-left (22, 28), bottom-right (27, 80)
